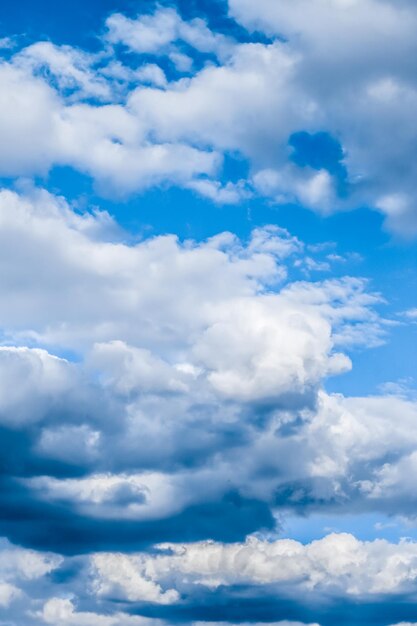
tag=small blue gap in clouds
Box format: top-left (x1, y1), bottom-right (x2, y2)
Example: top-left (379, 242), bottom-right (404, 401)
top-left (289, 130), bottom-right (349, 196)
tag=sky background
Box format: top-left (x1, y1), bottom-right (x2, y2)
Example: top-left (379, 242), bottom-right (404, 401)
top-left (0, 1), bottom-right (416, 625)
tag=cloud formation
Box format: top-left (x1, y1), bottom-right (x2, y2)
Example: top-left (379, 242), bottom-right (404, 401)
top-left (0, 2), bottom-right (416, 229)
top-left (0, 2), bottom-right (416, 625)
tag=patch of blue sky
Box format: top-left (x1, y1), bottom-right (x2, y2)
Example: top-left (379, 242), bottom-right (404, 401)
top-left (289, 131), bottom-right (349, 196)
top-left (279, 512), bottom-right (417, 544)
top-left (0, 0), bottom-right (127, 48)
top-left (0, 0), bottom-right (270, 53)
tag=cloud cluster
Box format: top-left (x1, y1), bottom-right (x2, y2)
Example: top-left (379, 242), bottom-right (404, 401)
top-left (0, 188), bottom-right (412, 623)
top-left (0, 539), bottom-right (62, 612)
top-left (91, 532), bottom-right (417, 600)
top-left (0, 190), bottom-right (409, 548)
top-left (105, 7), bottom-right (234, 60)
top-left (0, 187), bottom-right (411, 582)
top-left (0, 3), bottom-right (416, 624)
top-left (0, 2), bottom-right (416, 229)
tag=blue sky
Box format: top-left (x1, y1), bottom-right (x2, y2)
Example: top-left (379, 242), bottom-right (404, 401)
top-left (0, 1), bottom-right (417, 625)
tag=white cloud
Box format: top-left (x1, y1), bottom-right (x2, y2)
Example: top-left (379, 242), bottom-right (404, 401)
top-left (0, 188), bottom-right (371, 381)
top-left (14, 42), bottom-right (111, 100)
top-left (0, 5), bottom-right (416, 623)
top-left (0, 64), bottom-right (59, 176)
top-left (192, 294), bottom-right (349, 402)
top-left (0, 3), bottom-right (416, 226)
top-left (105, 8), bottom-right (234, 60)
top-left (0, 539), bottom-right (61, 612)
top-left (90, 532), bottom-right (417, 599)
top-left (0, 188), bottom-right (399, 524)
top-left (89, 341), bottom-right (189, 395)
top-left (306, 392), bottom-right (417, 487)
top-left (134, 63), bottom-right (167, 88)
top-left (105, 9), bottom-right (180, 55)
top-left (0, 347), bottom-right (79, 426)
top-left (359, 451), bottom-right (417, 505)
top-left (0, 583), bottom-right (20, 608)
top-left (0, 539), bottom-right (63, 581)
top-left (0, 36), bottom-right (15, 50)
top-left (0, 59), bottom-right (220, 193)
top-left (91, 553), bottom-right (179, 604)
top-left (186, 178), bottom-right (251, 204)
top-left (403, 308), bottom-right (417, 320)
top-left (25, 471), bottom-right (203, 521)
top-left (253, 167), bottom-right (337, 214)
top-left (169, 51), bottom-right (193, 73)
top-left (36, 424), bottom-right (101, 464)
top-left (127, 42), bottom-right (303, 162)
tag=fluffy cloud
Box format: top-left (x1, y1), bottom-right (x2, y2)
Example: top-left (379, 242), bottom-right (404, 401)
top-left (0, 347), bottom-right (84, 427)
top-left (0, 4), bottom-right (416, 625)
top-left (0, 2), bottom-right (416, 228)
top-left (14, 42), bottom-right (111, 100)
top-left (0, 64), bottom-right (59, 176)
top-left (306, 392), bottom-right (417, 486)
top-left (105, 8), bottom-right (234, 60)
top-left (226, 0), bottom-right (417, 233)
top-left (91, 532), bottom-right (417, 599)
top-left (0, 188), bottom-right (405, 548)
top-left (0, 540), bottom-right (62, 581)
top-left (0, 57), bottom-right (219, 193)
top-left (0, 539), bottom-right (62, 612)
top-left (0, 188), bottom-right (370, 369)
top-left (0, 583), bottom-right (20, 608)
top-left (24, 471), bottom-right (205, 522)
top-left (91, 552), bottom-right (179, 604)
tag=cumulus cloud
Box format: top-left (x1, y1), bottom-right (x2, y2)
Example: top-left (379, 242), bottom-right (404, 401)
top-left (0, 188), bottom-right (403, 548)
top-left (0, 347), bottom-right (82, 427)
top-left (0, 583), bottom-right (21, 608)
top-left (105, 7), bottom-right (234, 60)
top-left (24, 471), bottom-right (204, 522)
top-left (0, 3), bottom-right (416, 625)
top-left (0, 187), bottom-right (373, 365)
top-left (0, 63), bottom-right (59, 176)
top-left (88, 341), bottom-right (190, 395)
top-left (14, 42), bottom-right (111, 100)
top-left (90, 532), bottom-right (417, 599)
top-left (0, 2), bottom-right (416, 226)
top-left (0, 539), bottom-right (62, 613)
top-left (0, 58), bottom-right (220, 193)
top-left (0, 539), bottom-right (62, 580)
top-left (306, 392), bottom-right (417, 486)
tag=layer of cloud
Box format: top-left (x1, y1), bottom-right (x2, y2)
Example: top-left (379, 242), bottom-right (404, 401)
top-left (91, 532), bottom-right (417, 600)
